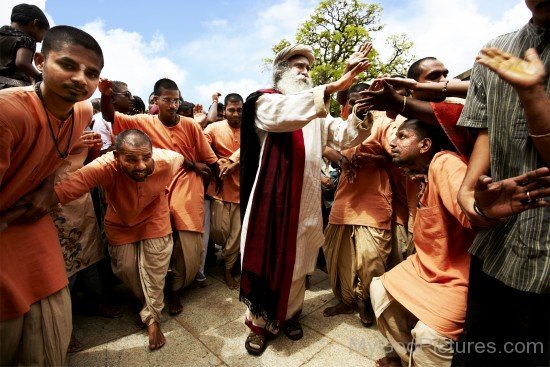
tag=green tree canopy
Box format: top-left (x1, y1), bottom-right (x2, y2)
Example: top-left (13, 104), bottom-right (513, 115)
top-left (264, 0), bottom-right (415, 113)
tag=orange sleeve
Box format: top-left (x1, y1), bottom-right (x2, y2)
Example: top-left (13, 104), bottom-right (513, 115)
top-left (54, 153), bottom-right (115, 204)
top-left (202, 124), bottom-right (215, 145)
top-left (112, 112), bottom-right (145, 135)
top-left (432, 153), bottom-right (471, 228)
top-left (195, 126), bottom-right (218, 164)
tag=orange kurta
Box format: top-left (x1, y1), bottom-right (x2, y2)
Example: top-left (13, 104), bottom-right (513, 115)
top-left (328, 117), bottom-right (392, 229)
top-left (381, 151), bottom-right (476, 340)
top-left (112, 113), bottom-right (218, 232)
top-left (0, 86), bottom-right (92, 321)
top-left (203, 120), bottom-right (240, 203)
top-left (54, 149), bottom-right (184, 245)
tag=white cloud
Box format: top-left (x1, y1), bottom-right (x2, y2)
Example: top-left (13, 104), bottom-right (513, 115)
top-left (376, 0), bottom-right (530, 76)
top-left (80, 19), bottom-right (187, 101)
top-left (194, 78), bottom-right (265, 103)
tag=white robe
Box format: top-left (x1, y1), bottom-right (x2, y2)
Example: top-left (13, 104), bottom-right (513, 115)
top-left (240, 85), bottom-right (372, 280)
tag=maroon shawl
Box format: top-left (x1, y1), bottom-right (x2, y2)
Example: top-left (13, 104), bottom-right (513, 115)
top-left (240, 90), bottom-right (305, 330)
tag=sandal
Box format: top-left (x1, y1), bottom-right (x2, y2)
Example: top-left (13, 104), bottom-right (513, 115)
top-left (283, 320), bottom-right (303, 341)
top-left (244, 332), bottom-right (268, 356)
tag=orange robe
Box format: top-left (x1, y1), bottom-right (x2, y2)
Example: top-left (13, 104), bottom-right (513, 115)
top-left (381, 151), bottom-right (475, 340)
top-left (112, 113), bottom-right (218, 232)
top-left (203, 120), bottom-right (240, 204)
top-left (0, 86), bottom-right (92, 320)
top-left (55, 149), bottom-right (184, 245)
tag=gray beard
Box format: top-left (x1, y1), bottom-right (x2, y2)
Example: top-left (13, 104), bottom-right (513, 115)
top-left (275, 69), bottom-right (313, 94)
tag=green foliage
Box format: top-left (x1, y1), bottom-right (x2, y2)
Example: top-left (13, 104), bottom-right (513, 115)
top-left (265, 0), bottom-right (415, 114)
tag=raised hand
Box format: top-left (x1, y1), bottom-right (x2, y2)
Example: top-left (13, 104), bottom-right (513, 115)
top-left (346, 42), bottom-right (373, 68)
top-left (193, 104), bottom-right (207, 125)
top-left (476, 47), bottom-right (546, 89)
top-left (359, 79), bottom-right (402, 112)
top-left (72, 131), bottom-right (103, 153)
top-left (326, 61), bottom-right (371, 95)
top-left (474, 167), bottom-right (550, 219)
top-left (98, 78), bottom-right (113, 95)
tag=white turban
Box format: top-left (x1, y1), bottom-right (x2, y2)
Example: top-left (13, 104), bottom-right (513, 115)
top-left (273, 44), bottom-right (315, 66)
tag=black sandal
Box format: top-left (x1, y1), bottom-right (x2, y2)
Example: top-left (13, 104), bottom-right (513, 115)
top-left (245, 332), bottom-right (268, 356)
top-left (283, 320), bottom-right (303, 341)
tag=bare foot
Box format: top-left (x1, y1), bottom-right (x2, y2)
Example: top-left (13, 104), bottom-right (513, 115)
top-left (357, 299), bottom-right (374, 327)
top-left (168, 290), bottom-right (183, 316)
top-left (224, 269), bottom-right (239, 290)
top-left (323, 301), bottom-right (354, 317)
top-left (147, 322), bottom-right (166, 350)
top-left (96, 303), bottom-right (122, 318)
top-left (376, 356), bottom-right (402, 367)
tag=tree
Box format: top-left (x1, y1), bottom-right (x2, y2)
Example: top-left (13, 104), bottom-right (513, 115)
top-left (265, 0), bottom-right (415, 113)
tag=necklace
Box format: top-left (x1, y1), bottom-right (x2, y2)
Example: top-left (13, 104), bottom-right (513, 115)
top-left (34, 82), bottom-right (74, 159)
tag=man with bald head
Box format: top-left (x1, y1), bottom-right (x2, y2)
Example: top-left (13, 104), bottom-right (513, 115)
top-left (54, 129), bottom-right (188, 351)
top-left (239, 43), bottom-right (372, 355)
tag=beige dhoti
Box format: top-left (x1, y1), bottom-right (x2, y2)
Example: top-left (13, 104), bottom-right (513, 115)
top-left (171, 230), bottom-right (203, 291)
top-left (108, 235), bottom-right (173, 325)
top-left (323, 224), bottom-right (392, 306)
top-left (387, 222), bottom-right (407, 270)
top-left (209, 199), bottom-right (241, 269)
top-left (245, 276), bottom-right (306, 334)
top-left (0, 287), bottom-right (72, 366)
top-left (370, 277), bottom-right (453, 367)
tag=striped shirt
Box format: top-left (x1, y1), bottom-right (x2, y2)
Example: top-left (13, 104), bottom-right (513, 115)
top-left (458, 21), bottom-right (550, 294)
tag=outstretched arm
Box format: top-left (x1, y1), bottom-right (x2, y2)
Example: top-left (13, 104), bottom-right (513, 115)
top-left (99, 78), bottom-right (115, 123)
top-left (477, 47), bottom-right (550, 163)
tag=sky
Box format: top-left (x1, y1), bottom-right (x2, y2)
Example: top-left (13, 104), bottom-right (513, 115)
top-left (1, 0), bottom-right (531, 106)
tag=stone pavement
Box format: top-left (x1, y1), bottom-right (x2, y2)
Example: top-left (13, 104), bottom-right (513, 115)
top-left (69, 265), bottom-right (388, 367)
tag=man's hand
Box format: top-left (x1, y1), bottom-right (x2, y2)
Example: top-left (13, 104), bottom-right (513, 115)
top-left (219, 160), bottom-right (239, 178)
top-left (98, 78), bottom-right (113, 95)
top-left (193, 104), bottom-right (207, 126)
top-left (193, 162), bottom-right (212, 179)
top-left (346, 42), bottom-right (372, 69)
top-left (359, 79), bottom-right (402, 112)
top-left (212, 92), bottom-right (221, 103)
top-left (326, 60), bottom-right (370, 95)
top-left (474, 167), bottom-right (550, 219)
top-left (476, 47), bottom-right (547, 90)
top-left (71, 131), bottom-right (102, 154)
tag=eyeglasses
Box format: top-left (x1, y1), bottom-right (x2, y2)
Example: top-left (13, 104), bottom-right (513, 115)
top-left (112, 91), bottom-right (133, 99)
top-left (160, 98), bottom-right (181, 105)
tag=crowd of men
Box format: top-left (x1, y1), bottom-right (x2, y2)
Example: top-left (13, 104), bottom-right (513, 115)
top-left (0, 1), bottom-right (548, 367)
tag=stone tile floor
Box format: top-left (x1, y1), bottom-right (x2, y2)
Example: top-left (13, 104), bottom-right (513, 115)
top-left (69, 265), bottom-right (387, 367)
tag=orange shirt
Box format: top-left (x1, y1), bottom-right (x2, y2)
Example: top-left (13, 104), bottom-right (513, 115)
top-left (0, 86), bottom-right (92, 320)
top-left (328, 117), bottom-right (392, 229)
top-left (382, 152), bottom-right (476, 340)
top-left (112, 113), bottom-right (218, 232)
top-left (203, 120), bottom-right (240, 203)
top-left (55, 149), bottom-right (183, 245)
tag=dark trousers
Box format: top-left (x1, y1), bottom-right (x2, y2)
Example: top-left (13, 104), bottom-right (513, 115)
top-left (452, 256), bottom-right (549, 366)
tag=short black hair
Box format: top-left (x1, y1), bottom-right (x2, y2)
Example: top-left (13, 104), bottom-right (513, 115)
top-left (407, 57), bottom-right (437, 81)
top-left (132, 96), bottom-right (146, 114)
top-left (115, 129), bottom-right (152, 152)
top-left (41, 26), bottom-right (104, 68)
top-left (90, 98), bottom-right (101, 113)
top-left (153, 78), bottom-right (180, 97)
top-left (399, 119), bottom-right (453, 153)
top-left (11, 4), bottom-right (49, 29)
top-left (111, 81), bottom-right (127, 94)
top-left (349, 82), bottom-right (370, 94)
top-left (224, 93), bottom-right (243, 105)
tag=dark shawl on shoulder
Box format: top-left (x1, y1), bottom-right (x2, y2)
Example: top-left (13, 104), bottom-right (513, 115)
top-left (239, 89), bottom-right (305, 330)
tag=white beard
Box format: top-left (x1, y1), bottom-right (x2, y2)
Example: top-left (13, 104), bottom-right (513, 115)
top-left (275, 69), bottom-right (313, 94)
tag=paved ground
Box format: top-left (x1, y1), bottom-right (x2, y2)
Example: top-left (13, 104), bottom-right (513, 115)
top-left (69, 264), bottom-right (388, 367)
